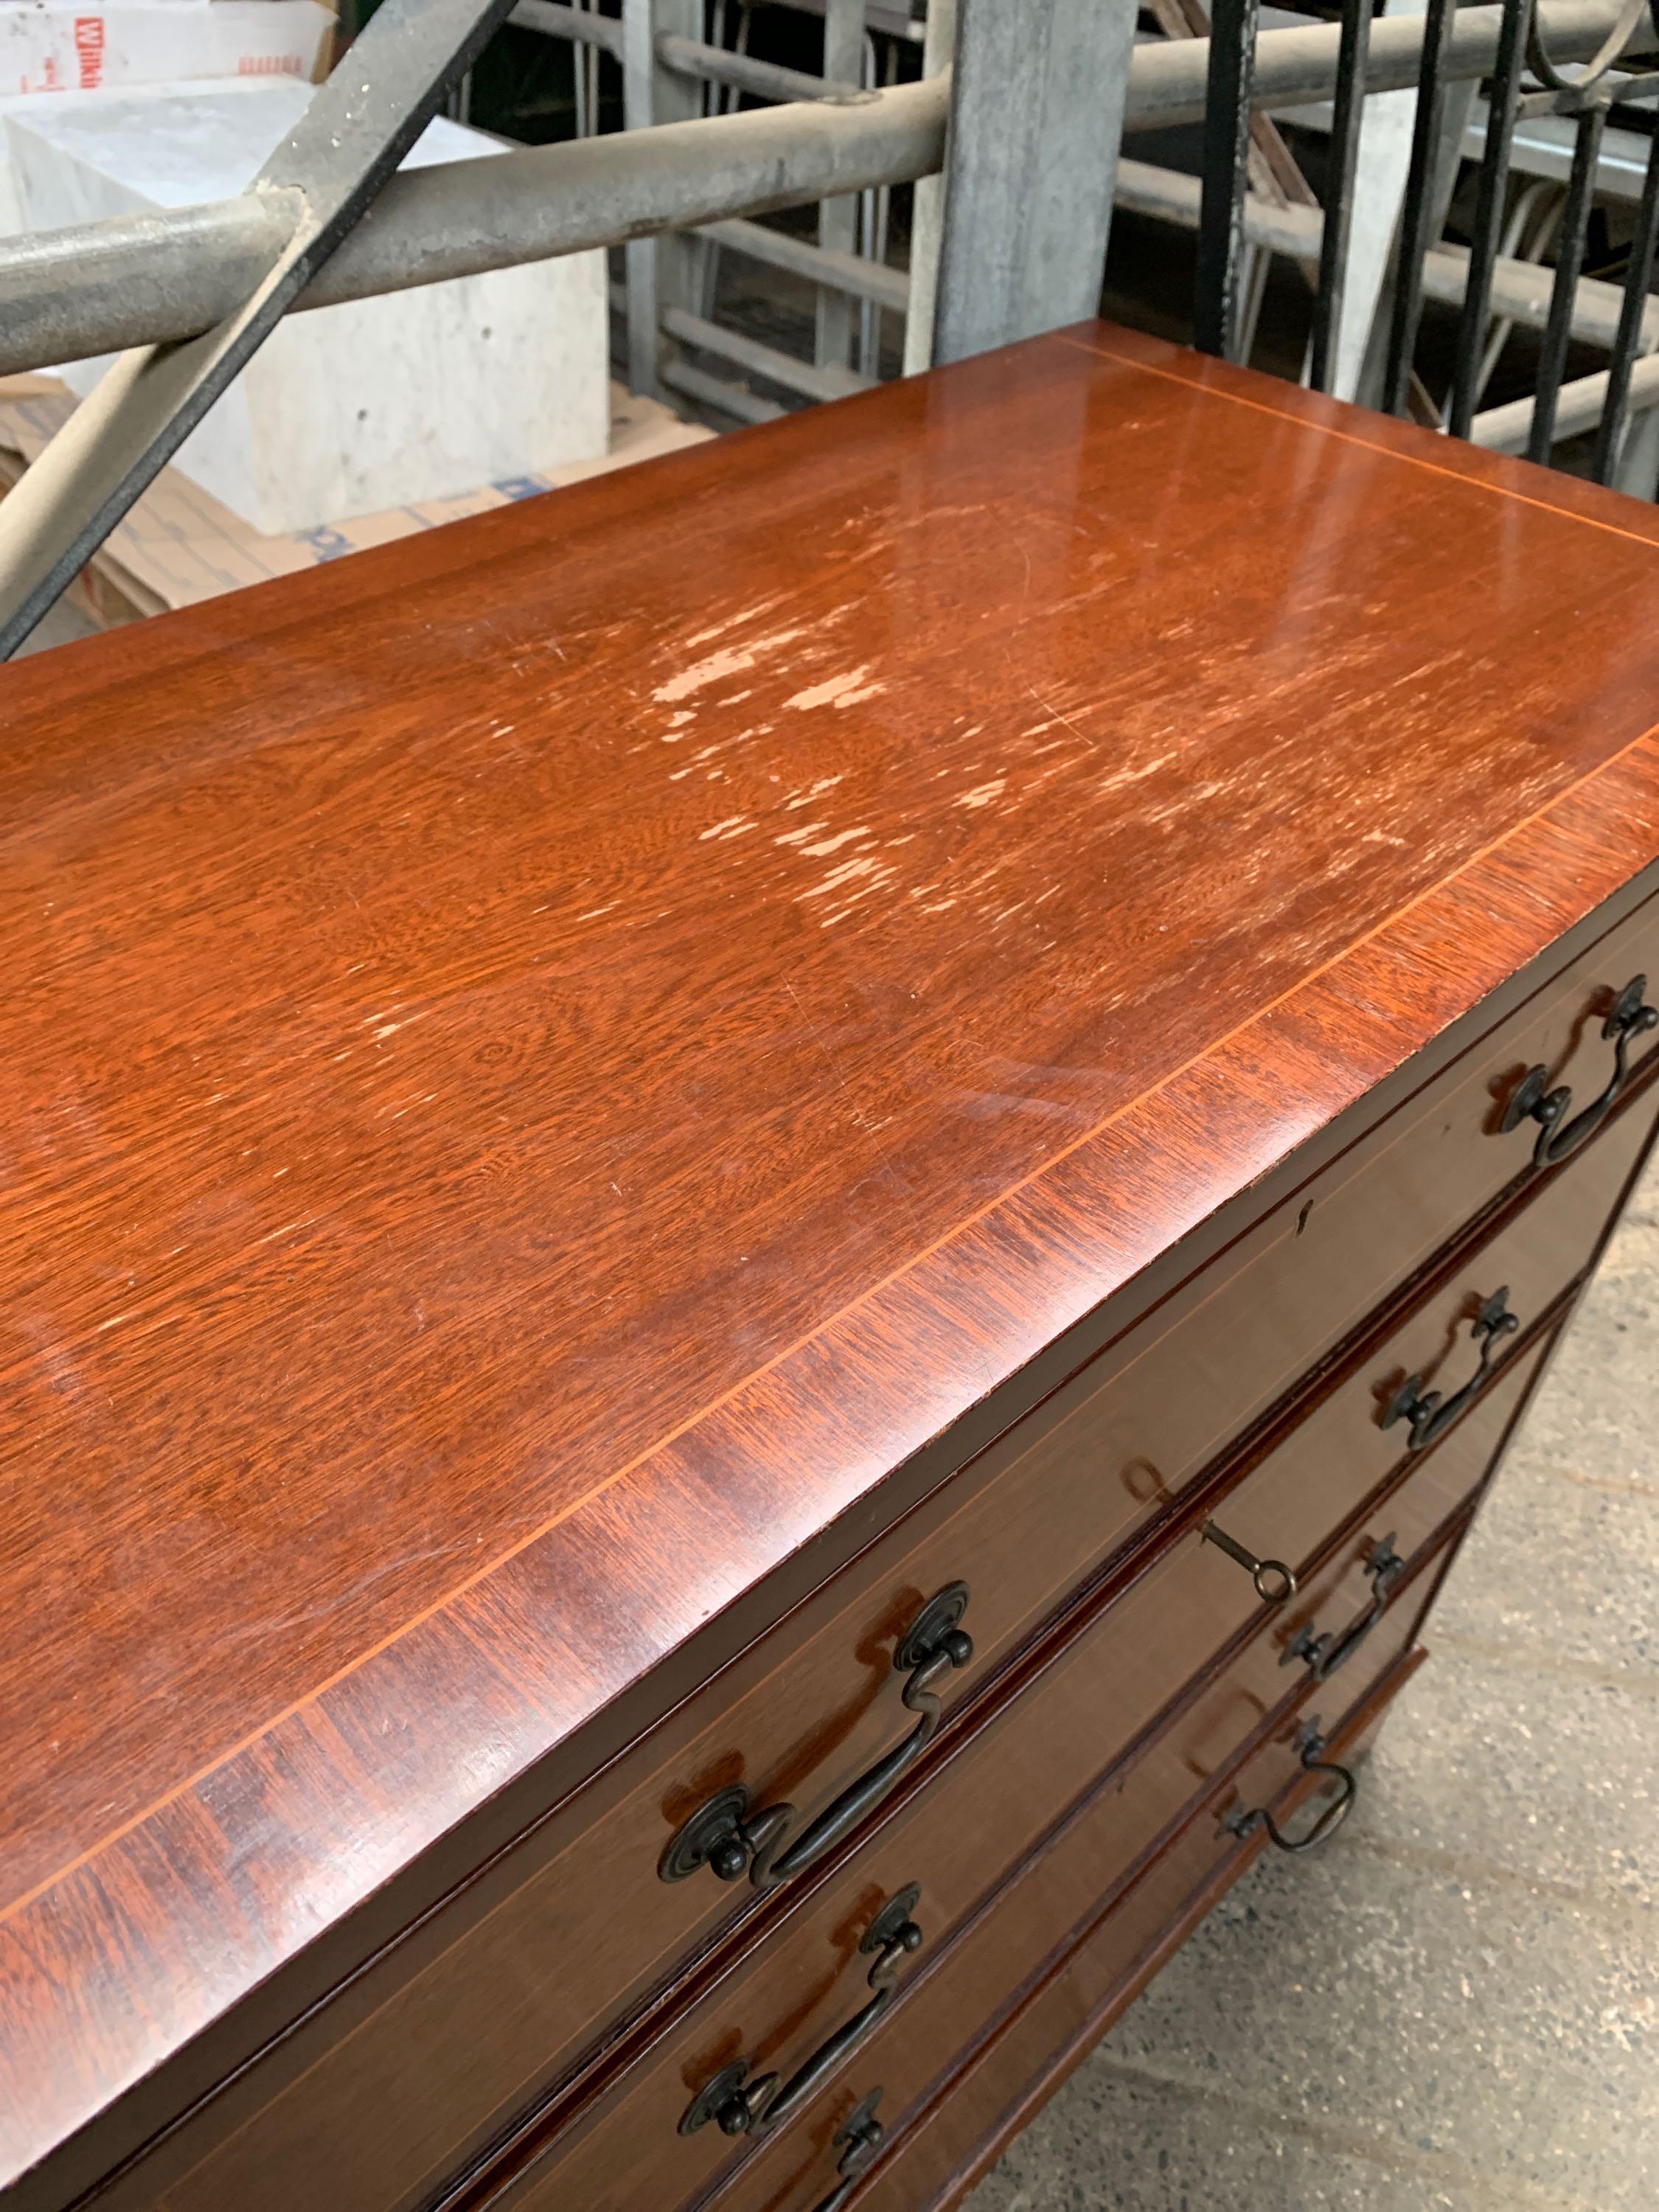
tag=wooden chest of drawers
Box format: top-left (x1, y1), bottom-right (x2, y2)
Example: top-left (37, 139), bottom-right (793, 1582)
top-left (3, 321), bottom-right (1658, 2212)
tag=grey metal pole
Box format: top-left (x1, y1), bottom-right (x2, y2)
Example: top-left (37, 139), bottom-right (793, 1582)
top-left (1474, 349), bottom-right (1659, 450)
top-left (1, 0), bottom-right (1648, 383)
top-left (817, 0), bottom-right (869, 369)
top-left (932, 0), bottom-right (1140, 363)
top-left (622, 0), bottom-right (704, 401)
top-left (0, 79), bottom-right (951, 380)
top-left (656, 35), bottom-right (863, 102)
top-left (1115, 154), bottom-right (1659, 354)
top-left (698, 216), bottom-right (910, 310)
top-left (901, 0), bottom-right (957, 375)
top-left (1126, 0), bottom-right (1654, 127)
top-left (0, 0), bottom-right (524, 660)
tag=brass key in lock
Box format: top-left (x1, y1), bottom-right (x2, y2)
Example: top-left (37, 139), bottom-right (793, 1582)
top-left (1200, 1519), bottom-right (1297, 1604)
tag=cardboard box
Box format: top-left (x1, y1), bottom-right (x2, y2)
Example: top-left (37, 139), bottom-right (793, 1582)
top-left (0, 4), bottom-right (333, 98)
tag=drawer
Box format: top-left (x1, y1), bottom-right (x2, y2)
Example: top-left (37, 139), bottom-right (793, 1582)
top-left (493, 1533), bottom-right (1444, 2212)
top-left (112, 930), bottom-right (1658, 2212)
top-left (840, 1656), bottom-right (1425, 2212)
top-left (458, 1329), bottom-right (1543, 2212)
top-left (1177, 1076), bottom-right (1658, 1632)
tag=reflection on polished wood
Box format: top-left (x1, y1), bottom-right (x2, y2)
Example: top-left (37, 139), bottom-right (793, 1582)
top-left (4, 320), bottom-right (1659, 2211)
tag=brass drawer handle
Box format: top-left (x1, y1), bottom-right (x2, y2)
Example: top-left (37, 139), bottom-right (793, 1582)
top-left (1281, 1534), bottom-right (1406, 1682)
top-left (1225, 1719), bottom-right (1357, 1854)
top-left (1381, 1286), bottom-right (1518, 1453)
top-left (680, 1893), bottom-right (923, 2143)
top-left (659, 1585), bottom-right (973, 1890)
top-left (1501, 973), bottom-right (1657, 1168)
top-left (1201, 1520), bottom-right (1297, 1604)
top-left (810, 2090), bottom-right (886, 2212)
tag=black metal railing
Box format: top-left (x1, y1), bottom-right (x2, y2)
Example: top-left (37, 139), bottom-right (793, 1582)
top-left (1192, 0), bottom-right (1659, 488)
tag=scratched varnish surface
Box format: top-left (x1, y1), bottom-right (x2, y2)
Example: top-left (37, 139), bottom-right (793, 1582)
top-left (5, 324), bottom-right (1659, 2180)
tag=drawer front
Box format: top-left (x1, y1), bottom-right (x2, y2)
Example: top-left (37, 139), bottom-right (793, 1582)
top-left (465, 1324), bottom-right (1544, 2212)
top-left (504, 1549), bottom-right (1442, 2212)
top-left (840, 1657), bottom-right (1425, 2212)
top-left (1179, 1075), bottom-right (1658, 1632)
top-left (117, 928), bottom-right (1658, 2212)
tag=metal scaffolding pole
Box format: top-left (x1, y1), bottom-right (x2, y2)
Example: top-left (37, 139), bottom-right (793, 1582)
top-left (0, 0), bottom-right (524, 658)
top-left (932, 0), bottom-right (1139, 362)
top-left (622, 0), bottom-right (703, 401)
top-left (1, 0), bottom-right (1648, 383)
top-left (2, 0), bottom-right (1658, 653)
top-left (1116, 155), bottom-right (1659, 355)
top-left (0, 81), bottom-right (950, 380)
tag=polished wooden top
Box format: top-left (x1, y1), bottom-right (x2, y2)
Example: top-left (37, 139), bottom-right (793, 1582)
top-left (4, 322), bottom-right (1659, 2190)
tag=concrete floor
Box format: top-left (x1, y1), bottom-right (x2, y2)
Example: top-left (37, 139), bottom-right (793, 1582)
top-left (967, 1152), bottom-right (1659, 2212)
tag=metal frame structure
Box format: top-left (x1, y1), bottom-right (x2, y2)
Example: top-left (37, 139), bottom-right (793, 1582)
top-left (1192, 0), bottom-right (1659, 479)
top-left (3, 0), bottom-right (1659, 655)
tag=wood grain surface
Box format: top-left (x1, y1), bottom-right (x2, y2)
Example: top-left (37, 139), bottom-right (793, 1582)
top-left (4, 320), bottom-right (1659, 2195)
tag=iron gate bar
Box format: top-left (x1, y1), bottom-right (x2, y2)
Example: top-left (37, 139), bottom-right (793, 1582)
top-left (1528, 97), bottom-right (1609, 455)
top-left (0, 0), bottom-right (524, 658)
top-left (1385, 0), bottom-right (1462, 414)
top-left (1308, 0), bottom-right (1374, 392)
top-left (1593, 114), bottom-right (1659, 473)
top-left (1195, 0), bottom-right (1262, 358)
top-left (1448, 0), bottom-right (1538, 437)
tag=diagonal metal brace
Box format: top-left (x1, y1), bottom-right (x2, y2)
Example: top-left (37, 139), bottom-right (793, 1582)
top-left (0, 0), bottom-right (521, 660)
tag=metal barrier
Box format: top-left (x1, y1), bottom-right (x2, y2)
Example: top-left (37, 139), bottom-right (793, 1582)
top-left (1, 0), bottom-right (1656, 655)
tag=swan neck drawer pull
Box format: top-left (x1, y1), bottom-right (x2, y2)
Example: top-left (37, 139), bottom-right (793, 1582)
top-left (1201, 1520), bottom-right (1298, 1604)
top-left (679, 1893), bottom-right (922, 2143)
top-left (658, 1585), bottom-right (973, 1890)
top-left (1501, 973), bottom-right (1657, 1168)
top-left (1382, 1287), bottom-right (1518, 1453)
top-left (1281, 1534), bottom-right (1407, 1683)
top-left (1225, 1719), bottom-right (1357, 1854)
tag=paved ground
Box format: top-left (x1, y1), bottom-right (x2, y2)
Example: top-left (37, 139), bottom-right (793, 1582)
top-left (967, 1152), bottom-right (1659, 2212)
